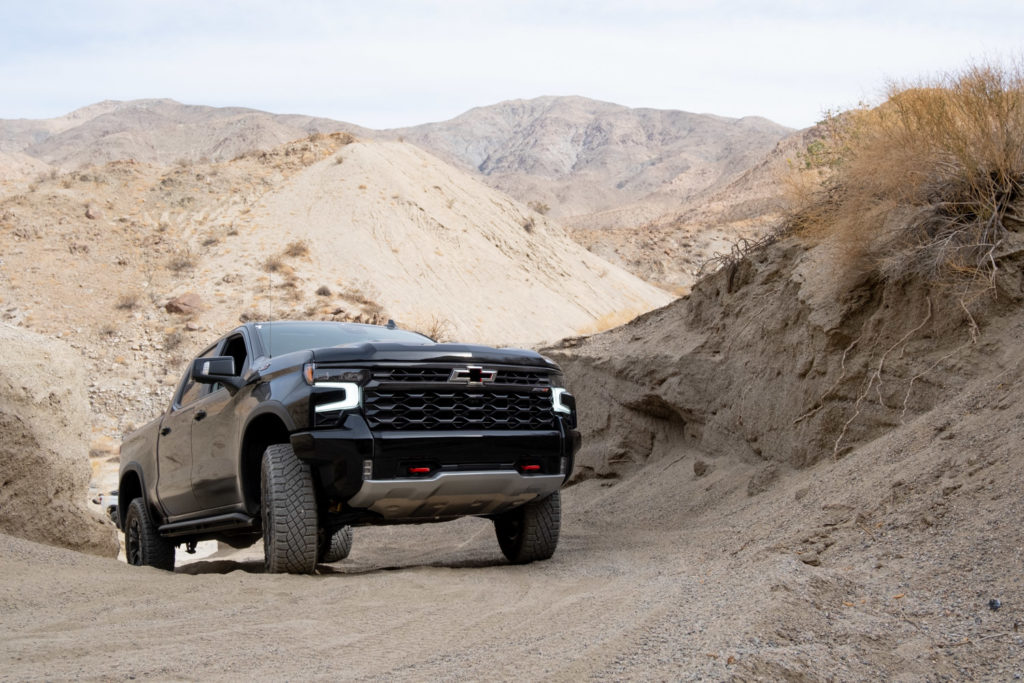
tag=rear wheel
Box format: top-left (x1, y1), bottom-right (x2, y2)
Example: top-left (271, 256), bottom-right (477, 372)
top-left (318, 526), bottom-right (353, 563)
top-left (261, 444), bottom-right (318, 574)
top-left (124, 497), bottom-right (175, 571)
top-left (493, 491), bottom-right (561, 564)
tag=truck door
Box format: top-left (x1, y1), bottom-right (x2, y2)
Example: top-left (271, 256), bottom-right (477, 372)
top-left (190, 332), bottom-right (250, 510)
top-left (155, 347), bottom-right (218, 517)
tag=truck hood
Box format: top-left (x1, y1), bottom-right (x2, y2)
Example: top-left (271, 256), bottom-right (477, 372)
top-left (309, 342), bottom-right (558, 369)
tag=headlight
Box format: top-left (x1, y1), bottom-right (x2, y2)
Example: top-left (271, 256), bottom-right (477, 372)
top-left (548, 372), bottom-right (565, 388)
top-left (552, 388), bottom-right (572, 414)
top-left (303, 364), bottom-right (369, 387)
top-left (305, 365), bottom-right (366, 426)
top-left (313, 385), bottom-right (361, 413)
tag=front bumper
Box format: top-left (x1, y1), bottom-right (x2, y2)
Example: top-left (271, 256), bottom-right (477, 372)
top-left (290, 414), bottom-right (579, 519)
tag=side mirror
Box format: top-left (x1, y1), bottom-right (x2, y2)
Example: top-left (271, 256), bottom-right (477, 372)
top-left (191, 356), bottom-right (244, 392)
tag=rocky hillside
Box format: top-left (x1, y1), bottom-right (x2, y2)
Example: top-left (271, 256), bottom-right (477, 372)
top-left (0, 132), bottom-right (670, 448)
top-left (390, 96), bottom-right (791, 220)
top-left (569, 126), bottom-right (821, 292)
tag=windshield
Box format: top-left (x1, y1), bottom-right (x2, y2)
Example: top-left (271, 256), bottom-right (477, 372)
top-left (255, 322), bottom-right (432, 357)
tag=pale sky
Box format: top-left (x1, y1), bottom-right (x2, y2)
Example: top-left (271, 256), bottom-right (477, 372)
top-left (2, 0), bottom-right (1022, 129)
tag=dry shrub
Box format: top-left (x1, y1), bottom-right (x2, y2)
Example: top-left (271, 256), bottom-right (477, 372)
top-left (789, 61), bottom-right (1024, 290)
top-left (167, 249), bottom-right (195, 272)
top-left (528, 200), bottom-right (550, 215)
top-left (283, 239), bottom-right (310, 258)
top-left (411, 315), bottom-right (454, 342)
top-left (262, 255), bottom-right (284, 273)
top-left (115, 293), bottom-right (140, 311)
top-left (164, 330), bottom-right (184, 351)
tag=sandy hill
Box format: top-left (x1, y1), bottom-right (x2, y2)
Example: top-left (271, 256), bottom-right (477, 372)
top-left (0, 99), bottom-right (370, 169)
top-left (390, 95), bottom-right (792, 220)
top-left (0, 132), bottom-right (670, 445)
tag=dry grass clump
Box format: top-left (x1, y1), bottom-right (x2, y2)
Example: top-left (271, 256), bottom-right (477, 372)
top-left (283, 239), bottom-right (310, 258)
top-left (789, 62), bottom-right (1024, 290)
top-left (410, 315), bottom-right (454, 342)
top-left (114, 293), bottom-right (140, 311)
top-left (167, 249), bottom-right (195, 272)
top-left (262, 255), bottom-right (284, 273)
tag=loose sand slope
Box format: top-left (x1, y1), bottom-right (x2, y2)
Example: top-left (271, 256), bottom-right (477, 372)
top-left (214, 140), bottom-right (672, 344)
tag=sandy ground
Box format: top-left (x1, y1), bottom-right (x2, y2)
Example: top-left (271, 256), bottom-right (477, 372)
top-left (3, 419), bottom-right (1022, 682)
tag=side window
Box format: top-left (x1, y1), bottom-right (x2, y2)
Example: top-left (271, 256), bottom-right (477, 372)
top-left (222, 335), bottom-right (248, 377)
top-left (176, 346), bottom-right (219, 409)
top-left (211, 334), bottom-right (248, 394)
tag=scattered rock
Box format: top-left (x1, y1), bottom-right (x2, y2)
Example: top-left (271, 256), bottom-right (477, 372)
top-left (165, 292), bottom-right (203, 315)
top-left (185, 321), bottom-right (200, 331)
top-left (990, 598), bottom-right (1002, 611)
top-left (693, 459), bottom-right (709, 477)
top-left (84, 204), bottom-right (102, 220)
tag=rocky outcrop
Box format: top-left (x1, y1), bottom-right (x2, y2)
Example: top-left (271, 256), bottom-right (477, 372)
top-left (0, 324), bottom-right (119, 556)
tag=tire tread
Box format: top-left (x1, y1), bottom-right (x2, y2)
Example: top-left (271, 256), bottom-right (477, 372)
top-left (262, 443), bottom-right (318, 574)
top-left (125, 497), bottom-right (175, 571)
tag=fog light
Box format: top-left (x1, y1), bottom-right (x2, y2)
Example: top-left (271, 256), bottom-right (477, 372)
top-left (362, 459), bottom-right (373, 480)
top-left (560, 457), bottom-right (567, 475)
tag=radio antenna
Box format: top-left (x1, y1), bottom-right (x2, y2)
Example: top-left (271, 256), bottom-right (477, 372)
top-left (267, 270), bottom-right (273, 357)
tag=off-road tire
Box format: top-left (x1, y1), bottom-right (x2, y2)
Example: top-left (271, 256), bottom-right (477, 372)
top-left (124, 497), bottom-right (175, 571)
top-left (261, 443), bottom-right (318, 574)
top-left (493, 491), bottom-right (561, 564)
top-left (319, 526), bottom-right (353, 563)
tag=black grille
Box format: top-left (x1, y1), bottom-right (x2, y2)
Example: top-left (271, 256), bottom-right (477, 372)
top-left (371, 367), bottom-right (451, 383)
top-left (370, 366), bottom-right (552, 386)
top-left (494, 369), bottom-right (551, 386)
top-left (363, 389), bottom-right (556, 431)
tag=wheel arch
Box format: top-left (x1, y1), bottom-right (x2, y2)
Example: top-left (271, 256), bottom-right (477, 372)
top-left (239, 406), bottom-right (294, 513)
top-left (117, 465), bottom-right (146, 530)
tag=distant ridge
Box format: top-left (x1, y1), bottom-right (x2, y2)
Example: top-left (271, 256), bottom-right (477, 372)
top-left (388, 95), bottom-right (792, 219)
top-left (0, 99), bottom-right (370, 168)
top-left (1, 96), bottom-right (790, 219)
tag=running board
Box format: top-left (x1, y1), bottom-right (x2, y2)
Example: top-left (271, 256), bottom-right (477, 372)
top-left (159, 512), bottom-right (255, 537)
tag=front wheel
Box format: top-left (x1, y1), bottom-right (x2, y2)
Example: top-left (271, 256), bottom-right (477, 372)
top-left (124, 497), bottom-right (175, 570)
top-left (493, 491), bottom-right (561, 564)
top-left (261, 444), bottom-right (318, 574)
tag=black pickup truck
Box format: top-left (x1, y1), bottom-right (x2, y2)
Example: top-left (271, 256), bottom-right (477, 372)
top-left (118, 320), bottom-right (580, 573)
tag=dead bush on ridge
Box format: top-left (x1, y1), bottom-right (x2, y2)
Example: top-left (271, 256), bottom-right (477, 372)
top-left (788, 62), bottom-right (1024, 292)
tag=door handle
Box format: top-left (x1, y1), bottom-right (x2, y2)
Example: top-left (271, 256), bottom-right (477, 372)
top-left (194, 409), bottom-right (207, 421)
top-left (160, 427), bottom-right (171, 436)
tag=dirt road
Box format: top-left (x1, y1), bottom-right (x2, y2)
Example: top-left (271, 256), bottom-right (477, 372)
top-left (4, 436), bottom-right (1021, 681)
